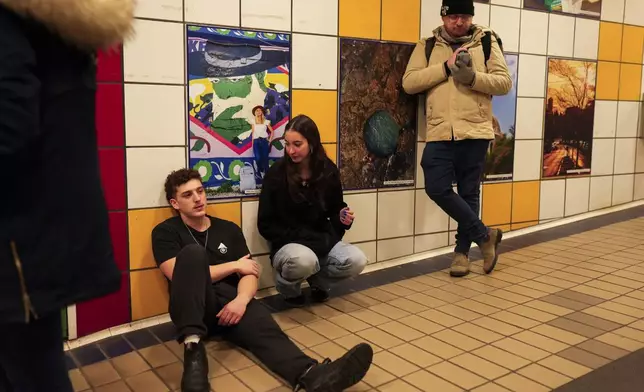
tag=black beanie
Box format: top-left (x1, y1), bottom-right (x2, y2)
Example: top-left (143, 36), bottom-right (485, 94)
top-left (440, 0), bottom-right (475, 16)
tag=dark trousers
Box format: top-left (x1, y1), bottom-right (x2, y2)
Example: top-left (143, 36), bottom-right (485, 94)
top-left (170, 245), bottom-right (316, 386)
top-left (421, 139), bottom-right (490, 255)
top-left (0, 312), bottom-right (73, 392)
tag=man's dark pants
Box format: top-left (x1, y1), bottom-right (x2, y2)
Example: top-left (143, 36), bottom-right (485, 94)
top-left (421, 139), bottom-right (491, 255)
top-left (170, 245), bottom-right (316, 386)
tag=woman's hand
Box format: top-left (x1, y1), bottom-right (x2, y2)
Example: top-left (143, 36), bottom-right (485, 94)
top-left (340, 207), bottom-right (355, 225)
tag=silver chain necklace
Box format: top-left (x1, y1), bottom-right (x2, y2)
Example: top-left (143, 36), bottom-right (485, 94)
top-left (183, 219), bottom-right (209, 249)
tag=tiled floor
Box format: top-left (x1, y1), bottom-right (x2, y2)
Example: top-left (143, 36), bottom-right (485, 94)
top-left (66, 214), bottom-right (644, 392)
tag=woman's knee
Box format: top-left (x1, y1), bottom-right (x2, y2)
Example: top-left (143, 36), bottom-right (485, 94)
top-left (344, 246), bottom-right (368, 276)
top-left (274, 244), bottom-right (319, 281)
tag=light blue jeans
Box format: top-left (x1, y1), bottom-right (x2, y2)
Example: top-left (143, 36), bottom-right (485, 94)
top-left (272, 242), bottom-right (368, 298)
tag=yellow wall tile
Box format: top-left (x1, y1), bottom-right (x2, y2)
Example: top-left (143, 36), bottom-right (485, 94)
top-left (482, 183), bottom-right (513, 226)
top-left (206, 201), bottom-right (241, 226)
top-left (512, 181), bottom-right (540, 224)
top-left (129, 208), bottom-right (174, 270)
top-left (596, 61), bottom-right (620, 100)
top-left (511, 221), bottom-right (538, 231)
top-left (381, 0), bottom-right (421, 43)
top-left (339, 0), bottom-right (381, 39)
top-left (598, 22), bottom-right (623, 62)
top-left (619, 64), bottom-right (642, 101)
top-left (292, 90), bottom-right (338, 143)
top-left (621, 25), bottom-right (644, 64)
top-left (130, 269), bottom-right (168, 321)
top-left (324, 143), bottom-right (338, 164)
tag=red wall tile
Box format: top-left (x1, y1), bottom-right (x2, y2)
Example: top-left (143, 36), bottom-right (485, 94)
top-left (98, 149), bottom-right (126, 210)
top-left (109, 211), bottom-right (128, 271)
top-left (76, 273), bottom-right (130, 338)
top-left (97, 47), bottom-right (123, 82)
top-left (96, 84), bottom-right (124, 147)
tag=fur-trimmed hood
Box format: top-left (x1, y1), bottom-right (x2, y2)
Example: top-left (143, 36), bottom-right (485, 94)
top-left (0, 0), bottom-right (135, 49)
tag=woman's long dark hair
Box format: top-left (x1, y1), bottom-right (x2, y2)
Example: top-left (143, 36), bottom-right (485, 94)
top-left (284, 115), bottom-right (330, 206)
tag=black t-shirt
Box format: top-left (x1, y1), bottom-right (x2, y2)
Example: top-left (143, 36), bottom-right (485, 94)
top-left (151, 216), bottom-right (250, 287)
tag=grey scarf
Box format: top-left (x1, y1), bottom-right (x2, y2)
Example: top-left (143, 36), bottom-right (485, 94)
top-left (438, 26), bottom-right (473, 44)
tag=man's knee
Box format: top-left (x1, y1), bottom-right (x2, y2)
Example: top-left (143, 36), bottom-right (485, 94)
top-left (275, 244), bottom-right (319, 281)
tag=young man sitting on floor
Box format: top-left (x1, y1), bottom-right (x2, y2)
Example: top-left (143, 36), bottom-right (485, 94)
top-left (152, 168), bottom-right (373, 392)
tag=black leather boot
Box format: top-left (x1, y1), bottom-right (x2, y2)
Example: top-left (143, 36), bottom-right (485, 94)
top-left (181, 341), bottom-right (210, 392)
top-left (294, 343), bottom-right (373, 391)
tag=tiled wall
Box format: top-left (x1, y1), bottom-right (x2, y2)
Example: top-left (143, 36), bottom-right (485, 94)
top-left (72, 0), bottom-right (644, 339)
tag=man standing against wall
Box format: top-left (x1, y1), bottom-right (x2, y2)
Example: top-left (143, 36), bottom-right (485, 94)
top-left (403, 0), bottom-right (512, 277)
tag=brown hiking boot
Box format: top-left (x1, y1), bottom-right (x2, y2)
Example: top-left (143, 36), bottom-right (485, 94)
top-left (481, 229), bottom-right (503, 274)
top-left (450, 253), bottom-right (470, 277)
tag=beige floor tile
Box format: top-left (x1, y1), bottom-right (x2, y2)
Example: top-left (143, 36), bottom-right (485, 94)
top-left (627, 290), bottom-right (644, 301)
top-left (412, 275), bottom-right (450, 288)
top-left (303, 349), bottom-right (324, 362)
top-left (437, 304), bottom-right (486, 321)
top-left (390, 343), bottom-right (442, 368)
top-left (328, 314), bottom-right (371, 333)
top-left (495, 373), bottom-right (549, 392)
top-left (357, 327), bottom-right (405, 349)
top-left (614, 295), bottom-right (644, 310)
top-left (403, 370), bottom-right (464, 392)
top-left (361, 288), bottom-right (399, 302)
top-left (531, 324), bottom-right (587, 345)
top-left (452, 322), bottom-right (505, 344)
top-left (488, 273), bottom-right (527, 284)
top-left (165, 341), bottom-right (184, 361)
top-left (471, 317), bottom-right (523, 336)
top-left (208, 347), bottom-right (255, 372)
top-left (582, 306), bottom-right (638, 325)
top-left (500, 267), bottom-right (541, 280)
top-left (523, 300), bottom-right (574, 316)
top-left (343, 293), bottom-right (381, 308)
top-left (514, 263), bottom-right (553, 275)
top-left (372, 351), bottom-right (420, 377)
top-left (398, 315), bottom-right (445, 335)
top-left (155, 362), bottom-right (182, 391)
top-left (281, 308), bottom-right (321, 324)
top-left (517, 363), bottom-right (572, 388)
top-left (326, 297), bottom-right (363, 313)
top-left (82, 361), bottom-right (122, 387)
top-left (533, 276), bottom-right (577, 289)
top-left (551, 290), bottom-right (605, 306)
top-left (424, 288), bottom-right (466, 303)
top-left (547, 317), bottom-right (604, 338)
top-left (310, 341), bottom-right (349, 360)
top-left (139, 344), bottom-right (178, 368)
top-left (488, 290), bottom-right (532, 304)
top-left (598, 301), bottom-right (644, 318)
top-left (449, 352), bottom-right (510, 379)
top-left (557, 346), bottom-right (611, 369)
top-left (489, 311), bottom-right (541, 329)
top-left (427, 361), bottom-right (486, 390)
top-left (396, 278), bottom-right (436, 293)
top-left (432, 329), bottom-right (485, 351)
top-left (540, 295), bottom-right (589, 311)
top-left (417, 309), bottom-right (464, 327)
top-left (538, 355), bottom-right (591, 378)
top-left (387, 297), bottom-right (430, 313)
top-left (379, 283), bottom-right (416, 297)
top-left (125, 371), bottom-right (168, 392)
top-left (406, 292), bottom-right (448, 308)
top-left (68, 369), bottom-right (90, 392)
top-left (471, 346), bottom-right (530, 371)
top-left (94, 381), bottom-right (131, 392)
top-left (600, 274), bottom-right (644, 289)
top-left (377, 379), bottom-right (422, 391)
top-left (455, 280), bottom-right (497, 293)
top-left (307, 304), bottom-right (344, 319)
top-left (455, 299), bottom-right (500, 315)
top-left (506, 305), bottom-right (558, 322)
top-left (361, 364), bottom-right (396, 388)
top-left (471, 383), bottom-right (512, 392)
top-left (585, 280), bottom-right (633, 295)
top-left (369, 303), bottom-right (411, 320)
top-left (577, 263), bottom-right (616, 274)
top-left (549, 271), bottom-right (592, 284)
top-left (469, 294), bottom-right (516, 310)
top-left (234, 365), bottom-right (282, 392)
top-left (492, 337), bottom-right (550, 361)
top-left (210, 374), bottom-right (251, 392)
top-left (411, 336), bottom-right (463, 359)
top-left (504, 284), bottom-right (547, 299)
top-left (577, 339), bottom-right (630, 360)
top-left (271, 314), bottom-right (300, 330)
top-left (307, 319), bottom-right (351, 340)
top-left (630, 319), bottom-right (644, 331)
top-left (518, 280), bottom-right (561, 294)
top-left (377, 321), bottom-right (425, 342)
top-left (345, 381), bottom-right (371, 391)
top-left (286, 326), bottom-right (328, 348)
top-left (563, 312), bottom-right (621, 331)
top-left (335, 334), bottom-right (383, 353)
top-left (470, 276), bottom-right (513, 290)
top-left (349, 309), bottom-right (391, 326)
top-left (609, 327), bottom-right (644, 345)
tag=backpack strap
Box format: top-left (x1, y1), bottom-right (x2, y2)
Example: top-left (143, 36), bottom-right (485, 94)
top-left (481, 31), bottom-right (504, 65)
top-left (424, 37), bottom-right (436, 63)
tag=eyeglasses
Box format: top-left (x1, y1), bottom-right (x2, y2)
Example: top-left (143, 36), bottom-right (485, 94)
top-left (445, 14), bottom-right (472, 22)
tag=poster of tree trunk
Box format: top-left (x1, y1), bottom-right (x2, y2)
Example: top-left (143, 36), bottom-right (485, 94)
top-left (543, 59), bottom-right (596, 178)
top-left (186, 26), bottom-right (290, 199)
top-left (339, 39), bottom-right (417, 190)
top-left (485, 53), bottom-right (518, 182)
top-left (523, 0), bottom-right (602, 19)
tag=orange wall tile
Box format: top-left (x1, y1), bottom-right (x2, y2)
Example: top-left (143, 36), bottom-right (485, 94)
top-left (596, 61), bottom-right (620, 100)
top-left (339, 0), bottom-right (381, 39)
top-left (128, 208), bottom-right (174, 270)
top-left (619, 64), bottom-right (642, 101)
top-left (381, 0), bottom-right (421, 43)
top-left (512, 181), bottom-right (540, 224)
top-left (130, 269), bottom-right (168, 321)
top-left (206, 201), bottom-right (242, 226)
top-left (324, 143), bottom-right (338, 164)
top-left (482, 183), bottom-right (513, 226)
top-left (621, 25), bottom-right (644, 64)
top-left (511, 221), bottom-right (538, 231)
top-left (598, 22), bottom-right (623, 62)
top-left (292, 90), bottom-right (338, 143)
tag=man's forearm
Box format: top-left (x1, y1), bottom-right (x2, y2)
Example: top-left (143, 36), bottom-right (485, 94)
top-left (236, 274), bottom-right (258, 303)
top-left (209, 262), bottom-right (238, 282)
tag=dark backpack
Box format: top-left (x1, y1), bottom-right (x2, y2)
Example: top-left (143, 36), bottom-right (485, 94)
top-left (425, 30), bottom-right (504, 68)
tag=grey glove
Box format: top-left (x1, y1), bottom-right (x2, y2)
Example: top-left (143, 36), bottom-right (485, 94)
top-left (449, 52), bottom-right (475, 86)
top-left (456, 50), bottom-right (472, 67)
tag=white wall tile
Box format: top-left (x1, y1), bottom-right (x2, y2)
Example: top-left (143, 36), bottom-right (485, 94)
top-left (573, 18), bottom-right (599, 60)
top-left (421, 0), bottom-right (442, 38)
top-left (616, 101), bottom-right (640, 138)
top-left (378, 190), bottom-right (415, 239)
top-left (593, 101), bottom-right (618, 138)
top-left (518, 55), bottom-right (547, 97)
top-left (415, 232), bottom-right (450, 253)
top-left (125, 84), bottom-right (185, 146)
top-left (124, 20), bottom-right (184, 84)
top-left (519, 10), bottom-right (548, 55)
top-left (474, 3), bottom-right (491, 27)
top-left (355, 241), bottom-right (377, 265)
top-left (292, 34), bottom-right (337, 89)
top-left (614, 138), bottom-right (637, 174)
top-left (624, 0), bottom-right (644, 27)
top-left (135, 0), bottom-right (183, 21)
top-left (590, 138), bottom-right (616, 176)
top-left (343, 193), bottom-right (378, 243)
top-left (126, 147), bottom-right (185, 209)
top-left (241, 0), bottom-right (291, 31)
top-left (634, 174), bottom-right (644, 200)
top-left (547, 14), bottom-right (575, 57)
top-left (490, 6), bottom-right (521, 52)
top-left (377, 237), bottom-right (414, 262)
top-left (589, 176), bottom-right (614, 211)
top-left (540, 179), bottom-right (566, 220)
top-left (417, 142), bottom-right (425, 189)
top-left (414, 190), bottom-right (450, 234)
top-left (602, 0), bottom-right (625, 23)
top-left (636, 139), bottom-right (644, 173)
top-left (255, 255), bottom-right (275, 289)
top-left (292, 0), bottom-right (338, 35)
top-left (448, 231), bottom-right (456, 246)
top-left (491, 0), bottom-right (521, 7)
top-left (185, 0), bottom-right (240, 26)
top-left (613, 174), bottom-right (635, 205)
top-left (241, 201), bottom-right (270, 254)
top-left (565, 177), bottom-right (590, 217)
top-left (515, 98), bottom-right (544, 139)
top-left (514, 140), bottom-right (543, 181)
